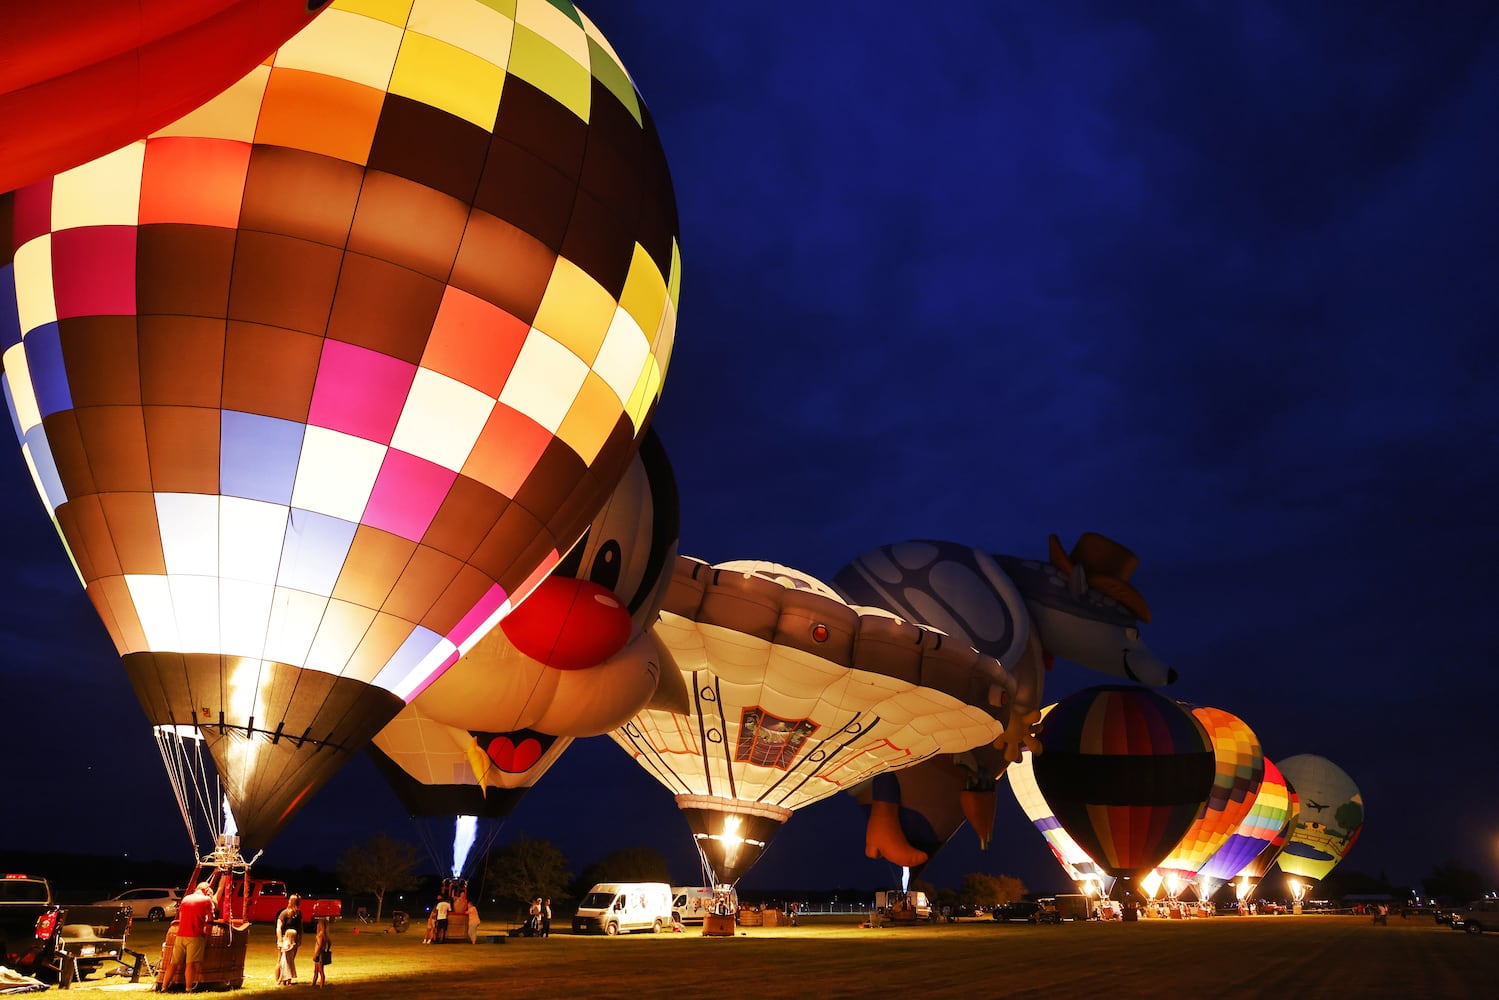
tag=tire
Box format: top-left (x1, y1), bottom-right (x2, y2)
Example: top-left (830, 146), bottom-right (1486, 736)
top-left (652, 919), bottom-right (662, 933)
top-left (605, 922), bottom-right (618, 936)
top-left (1466, 922), bottom-right (1483, 935)
top-left (148, 907), bottom-right (166, 922)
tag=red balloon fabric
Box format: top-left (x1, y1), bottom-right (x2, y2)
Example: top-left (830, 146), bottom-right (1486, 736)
top-left (1, 1), bottom-right (331, 193)
top-left (499, 576), bottom-right (632, 671)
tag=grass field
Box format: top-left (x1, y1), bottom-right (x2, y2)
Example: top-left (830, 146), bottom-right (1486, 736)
top-left (77, 914), bottom-right (1496, 999)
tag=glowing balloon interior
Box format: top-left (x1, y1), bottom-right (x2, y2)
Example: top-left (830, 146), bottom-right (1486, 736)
top-left (0, 0), bottom-right (678, 849)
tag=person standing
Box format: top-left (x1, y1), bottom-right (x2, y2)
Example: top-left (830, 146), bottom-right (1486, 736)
top-left (159, 881), bottom-right (216, 993)
top-left (527, 897), bottom-right (542, 937)
top-left (433, 893), bottom-right (452, 943)
top-left (273, 895), bottom-right (303, 983)
top-left (311, 917), bottom-right (331, 987)
top-left (276, 926), bottom-right (299, 986)
top-left (541, 898), bottom-right (552, 938)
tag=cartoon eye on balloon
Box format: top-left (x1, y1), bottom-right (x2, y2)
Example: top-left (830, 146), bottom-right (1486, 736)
top-left (0, 0), bottom-right (678, 853)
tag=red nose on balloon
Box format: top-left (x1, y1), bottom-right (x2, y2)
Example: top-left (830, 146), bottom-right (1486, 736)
top-left (499, 577), bottom-right (632, 670)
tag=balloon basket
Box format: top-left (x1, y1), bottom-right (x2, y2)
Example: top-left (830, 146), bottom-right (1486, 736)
top-left (155, 920), bottom-right (248, 990)
top-left (703, 914), bottom-right (736, 937)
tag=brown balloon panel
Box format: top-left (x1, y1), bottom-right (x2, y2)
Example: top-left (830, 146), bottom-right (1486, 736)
top-left (122, 651), bottom-right (403, 850)
top-left (677, 797), bottom-right (791, 886)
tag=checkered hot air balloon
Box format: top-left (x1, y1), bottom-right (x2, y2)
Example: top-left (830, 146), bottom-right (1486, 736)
top-left (1199, 756), bottom-right (1298, 900)
top-left (0, 0), bottom-right (678, 851)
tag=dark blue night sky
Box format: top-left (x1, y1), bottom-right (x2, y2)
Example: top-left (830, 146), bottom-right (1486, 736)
top-left (3, 2), bottom-right (1497, 895)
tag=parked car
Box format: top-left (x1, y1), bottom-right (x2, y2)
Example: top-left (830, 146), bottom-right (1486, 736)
top-left (993, 900), bottom-right (1059, 924)
top-left (1449, 898), bottom-right (1499, 934)
top-left (92, 888), bottom-right (181, 922)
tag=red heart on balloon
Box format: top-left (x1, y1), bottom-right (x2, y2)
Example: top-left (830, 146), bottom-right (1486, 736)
top-left (487, 736), bottom-right (544, 774)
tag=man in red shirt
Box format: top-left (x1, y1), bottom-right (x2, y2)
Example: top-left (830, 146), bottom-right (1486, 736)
top-left (159, 881), bottom-right (216, 992)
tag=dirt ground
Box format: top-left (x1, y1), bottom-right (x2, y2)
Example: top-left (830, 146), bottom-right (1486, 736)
top-left (71, 913), bottom-right (1497, 999)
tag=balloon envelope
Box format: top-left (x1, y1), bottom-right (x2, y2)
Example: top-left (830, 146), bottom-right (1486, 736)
top-left (1199, 756), bottom-right (1298, 893)
top-left (1153, 705), bottom-right (1265, 888)
top-left (1, 0), bottom-right (679, 849)
top-left (1031, 685), bottom-right (1215, 882)
top-left (1275, 754), bottom-right (1363, 883)
top-left (612, 557), bottom-right (1008, 884)
top-left (1, 1), bottom-right (333, 193)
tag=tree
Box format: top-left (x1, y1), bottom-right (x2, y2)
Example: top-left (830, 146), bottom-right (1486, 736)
top-left (336, 833), bottom-right (422, 922)
top-left (960, 872), bottom-right (1028, 908)
top-left (1423, 861), bottom-right (1487, 905)
top-left (571, 846), bottom-right (671, 894)
top-left (486, 835), bottom-right (573, 912)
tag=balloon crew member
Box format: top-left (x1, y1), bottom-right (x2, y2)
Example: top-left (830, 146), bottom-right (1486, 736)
top-left (433, 893), bottom-right (452, 943)
top-left (158, 881), bottom-right (216, 993)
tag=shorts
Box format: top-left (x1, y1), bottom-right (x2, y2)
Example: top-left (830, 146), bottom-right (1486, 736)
top-left (173, 934), bottom-right (207, 964)
top-left (436, 918), bottom-right (449, 930)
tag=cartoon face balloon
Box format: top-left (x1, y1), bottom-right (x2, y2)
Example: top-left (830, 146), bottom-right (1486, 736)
top-left (411, 426), bottom-right (679, 737)
top-left (1, 1), bottom-right (335, 193)
top-left (0, 0), bottom-right (678, 850)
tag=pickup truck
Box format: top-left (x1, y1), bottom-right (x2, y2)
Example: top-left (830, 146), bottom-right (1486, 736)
top-left (219, 877), bottom-right (342, 926)
top-left (0, 873), bottom-right (144, 986)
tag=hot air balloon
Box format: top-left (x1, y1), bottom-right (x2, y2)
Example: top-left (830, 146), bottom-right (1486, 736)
top-left (1151, 705), bottom-right (1265, 899)
top-left (1276, 754), bottom-right (1363, 890)
top-left (611, 558), bottom-right (1013, 887)
top-left (1030, 685), bottom-right (1216, 892)
top-left (368, 427), bottom-right (680, 870)
top-left (0, 0), bottom-right (679, 855)
top-left (1199, 756), bottom-right (1298, 904)
top-left (832, 533), bottom-right (1174, 768)
top-left (1, 2), bottom-right (336, 194)
top-left (1004, 704), bottom-right (1115, 896)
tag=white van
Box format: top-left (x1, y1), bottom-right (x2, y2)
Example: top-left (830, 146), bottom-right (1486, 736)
top-left (671, 886), bottom-right (716, 925)
top-left (571, 882), bottom-right (672, 935)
